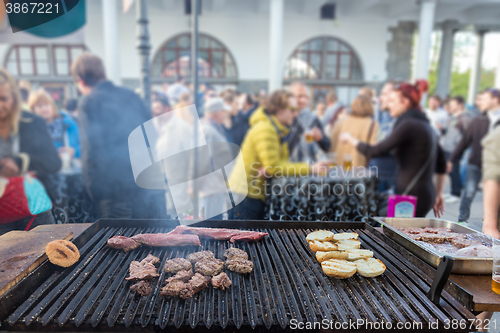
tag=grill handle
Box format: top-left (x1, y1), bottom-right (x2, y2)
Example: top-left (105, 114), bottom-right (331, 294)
top-left (426, 255), bottom-right (455, 305)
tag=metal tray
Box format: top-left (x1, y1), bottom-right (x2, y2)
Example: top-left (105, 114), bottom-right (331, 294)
top-left (375, 217), bottom-right (493, 275)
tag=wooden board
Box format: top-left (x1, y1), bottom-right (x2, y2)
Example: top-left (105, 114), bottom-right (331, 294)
top-left (0, 224), bottom-right (89, 298)
top-left (449, 274), bottom-right (500, 312)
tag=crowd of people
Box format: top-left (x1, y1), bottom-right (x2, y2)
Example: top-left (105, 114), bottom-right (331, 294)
top-left (0, 52), bottom-right (499, 247)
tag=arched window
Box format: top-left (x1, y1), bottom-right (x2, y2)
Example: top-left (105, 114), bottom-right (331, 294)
top-left (4, 44), bottom-right (86, 77)
top-left (284, 36), bottom-right (363, 81)
top-left (152, 33), bottom-right (237, 81)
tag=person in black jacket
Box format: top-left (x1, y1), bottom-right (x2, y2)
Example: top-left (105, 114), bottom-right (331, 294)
top-left (225, 93), bottom-right (258, 146)
top-left (71, 53), bottom-right (166, 219)
top-left (0, 68), bottom-right (61, 235)
top-left (341, 80), bottom-right (447, 218)
top-left (449, 88), bottom-right (500, 223)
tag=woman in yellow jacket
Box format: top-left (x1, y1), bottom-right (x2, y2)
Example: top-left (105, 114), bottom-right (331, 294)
top-left (330, 95), bottom-right (379, 167)
top-left (229, 90), bottom-right (329, 220)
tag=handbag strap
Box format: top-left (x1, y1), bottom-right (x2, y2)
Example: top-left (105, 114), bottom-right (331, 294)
top-left (264, 112), bottom-right (287, 144)
top-left (402, 134), bottom-right (436, 195)
top-left (24, 215), bottom-right (37, 231)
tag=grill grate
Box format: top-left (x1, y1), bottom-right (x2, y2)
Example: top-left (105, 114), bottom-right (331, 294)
top-left (1, 221), bottom-right (475, 331)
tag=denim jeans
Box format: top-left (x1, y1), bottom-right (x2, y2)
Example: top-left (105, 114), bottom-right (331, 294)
top-left (458, 164), bottom-right (482, 222)
top-left (445, 151), bottom-right (462, 197)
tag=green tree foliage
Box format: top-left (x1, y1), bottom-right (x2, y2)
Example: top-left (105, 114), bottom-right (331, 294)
top-left (428, 68), bottom-right (495, 98)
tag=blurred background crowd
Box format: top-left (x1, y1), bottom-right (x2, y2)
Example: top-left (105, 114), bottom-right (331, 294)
top-left (0, 53), bottom-right (499, 233)
top-left (0, 0), bottom-right (499, 246)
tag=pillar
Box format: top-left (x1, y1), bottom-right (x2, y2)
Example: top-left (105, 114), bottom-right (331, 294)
top-left (269, 0), bottom-right (284, 92)
top-left (386, 21), bottom-right (416, 81)
top-left (467, 30), bottom-right (486, 104)
top-left (414, 0), bottom-right (436, 81)
top-left (494, 43), bottom-right (500, 89)
top-left (435, 20), bottom-right (457, 99)
top-left (102, 0), bottom-right (121, 85)
top-left (136, 0), bottom-right (152, 111)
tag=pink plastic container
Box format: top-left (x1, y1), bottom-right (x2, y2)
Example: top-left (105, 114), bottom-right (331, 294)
top-left (387, 195), bottom-right (417, 218)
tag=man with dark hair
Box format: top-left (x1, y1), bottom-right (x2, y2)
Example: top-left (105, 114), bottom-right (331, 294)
top-left (425, 94), bottom-right (448, 136)
top-left (151, 96), bottom-right (171, 130)
top-left (71, 52), bottom-right (165, 219)
top-left (440, 95), bottom-right (472, 203)
top-left (449, 89), bottom-right (500, 223)
top-left (63, 98), bottom-right (79, 118)
top-left (225, 92), bottom-right (257, 146)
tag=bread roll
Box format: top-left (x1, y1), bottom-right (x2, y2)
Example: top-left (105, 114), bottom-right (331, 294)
top-left (316, 251), bottom-right (349, 262)
top-left (308, 240), bottom-right (338, 252)
top-left (322, 259), bottom-right (357, 279)
top-left (345, 249), bottom-right (373, 261)
top-left (46, 240), bottom-right (80, 268)
top-left (306, 230), bottom-right (334, 242)
top-left (355, 258), bottom-right (386, 277)
top-left (333, 232), bottom-right (359, 242)
top-left (336, 239), bottom-right (361, 251)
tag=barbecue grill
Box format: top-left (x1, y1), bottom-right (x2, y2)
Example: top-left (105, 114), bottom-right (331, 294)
top-left (0, 219), bottom-right (477, 332)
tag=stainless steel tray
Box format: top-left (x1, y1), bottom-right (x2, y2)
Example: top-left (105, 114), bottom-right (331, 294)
top-left (374, 217), bottom-right (493, 275)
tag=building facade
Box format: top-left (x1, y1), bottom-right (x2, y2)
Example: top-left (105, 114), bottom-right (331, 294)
top-left (1, 0), bottom-right (499, 106)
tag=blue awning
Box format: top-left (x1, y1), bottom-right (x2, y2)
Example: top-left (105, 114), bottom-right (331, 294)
top-left (8, 0), bottom-right (86, 38)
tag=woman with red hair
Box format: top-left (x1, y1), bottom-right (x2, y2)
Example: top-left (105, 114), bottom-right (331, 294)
top-left (341, 80), bottom-right (447, 218)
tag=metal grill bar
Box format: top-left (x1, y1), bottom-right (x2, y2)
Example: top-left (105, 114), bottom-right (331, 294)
top-left (282, 230), bottom-right (335, 322)
top-left (356, 229), bottom-right (449, 322)
top-left (359, 229), bottom-right (475, 321)
top-left (270, 229), bottom-right (318, 323)
top-left (1, 221), bottom-right (475, 332)
top-left (295, 229), bottom-right (361, 321)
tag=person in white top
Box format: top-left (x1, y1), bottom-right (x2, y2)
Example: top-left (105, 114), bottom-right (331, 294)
top-left (425, 94), bottom-right (449, 137)
top-left (198, 98), bottom-right (234, 219)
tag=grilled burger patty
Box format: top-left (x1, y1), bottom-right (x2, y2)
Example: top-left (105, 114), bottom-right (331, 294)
top-left (194, 259), bottom-right (224, 276)
top-left (187, 251), bottom-right (215, 264)
top-left (186, 273), bottom-right (211, 297)
top-left (225, 258), bottom-right (253, 274)
top-left (212, 272), bottom-right (232, 290)
top-left (160, 280), bottom-right (189, 298)
top-left (166, 269), bottom-right (194, 283)
top-left (164, 258), bottom-right (192, 273)
top-left (223, 248), bottom-right (249, 260)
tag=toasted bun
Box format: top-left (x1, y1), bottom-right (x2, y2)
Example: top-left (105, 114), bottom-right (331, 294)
top-left (316, 251), bottom-right (349, 262)
top-left (309, 241), bottom-right (338, 252)
top-left (333, 232), bottom-right (359, 242)
top-left (46, 240), bottom-right (80, 268)
top-left (336, 239), bottom-right (361, 251)
top-left (355, 258), bottom-right (386, 277)
top-left (322, 259), bottom-right (357, 279)
top-left (345, 249), bottom-right (373, 261)
top-left (306, 230), bottom-right (334, 242)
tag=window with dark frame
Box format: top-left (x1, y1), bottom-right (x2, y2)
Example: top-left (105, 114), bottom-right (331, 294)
top-left (3, 44), bottom-right (86, 77)
top-left (152, 33), bottom-right (237, 80)
top-left (284, 36), bottom-right (363, 81)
